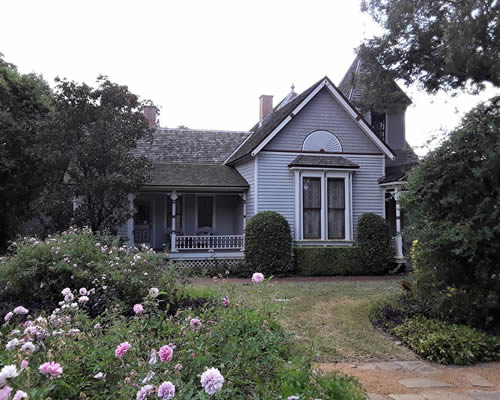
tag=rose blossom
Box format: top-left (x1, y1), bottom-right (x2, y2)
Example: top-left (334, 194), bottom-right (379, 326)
top-left (4, 312), bottom-right (13, 322)
top-left (21, 360), bottom-right (29, 369)
top-left (223, 297), bottom-right (229, 307)
top-left (6, 339), bottom-right (19, 351)
top-left (39, 361), bottom-right (63, 377)
top-left (149, 287), bottom-right (159, 298)
top-left (0, 365), bottom-right (19, 386)
top-left (133, 304), bottom-right (144, 314)
top-left (79, 287), bottom-right (87, 296)
top-left (159, 345), bottom-right (173, 362)
top-left (0, 386), bottom-right (12, 400)
top-left (20, 341), bottom-right (36, 352)
top-left (115, 342), bottom-right (131, 359)
top-left (251, 272), bottom-right (264, 284)
top-left (136, 384), bottom-right (154, 400)
top-left (190, 318), bottom-right (202, 331)
top-left (13, 306), bottom-right (28, 315)
top-left (61, 288), bottom-right (71, 296)
top-left (158, 381), bottom-right (175, 400)
top-left (78, 296), bottom-right (89, 304)
top-left (13, 390), bottom-right (28, 400)
top-left (200, 367), bottom-right (224, 395)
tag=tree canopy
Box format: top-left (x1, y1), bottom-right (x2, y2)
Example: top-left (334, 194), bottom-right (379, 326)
top-left (360, 0), bottom-right (499, 94)
top-left (403, 96), bottom-right (500, 327)
top-left (0, 55), bottom-right (53, 248)
top-left (37, 76), bottom-right (153, 233)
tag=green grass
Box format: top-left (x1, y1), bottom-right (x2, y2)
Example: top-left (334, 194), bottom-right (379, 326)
top-left (188, 278), bottom-right (418, 362)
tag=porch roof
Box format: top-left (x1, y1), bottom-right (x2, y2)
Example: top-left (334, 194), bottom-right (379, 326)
top-left (288, 155), bottom-right (359, 169)
top-left (145, 162), bottom-right (249, 189)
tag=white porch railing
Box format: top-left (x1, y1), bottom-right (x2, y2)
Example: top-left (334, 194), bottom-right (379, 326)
top-left (175, 235), bottom-right (245, 250)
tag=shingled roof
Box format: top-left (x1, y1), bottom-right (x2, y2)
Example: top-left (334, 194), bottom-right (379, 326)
top-left (225, 78), bottom-right (324, 164)
top-left (147, 162), bottom-right (249, 188)
top-left (136, 128), bottom-right (250, 164)
top-left (289, 155), bottom-right (359, 169)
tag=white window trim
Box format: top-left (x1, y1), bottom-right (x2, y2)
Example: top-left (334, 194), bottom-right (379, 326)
top-left (195, 194), bottom-right (217, 231)
top-left (293, 168), bottom-right (353, 242)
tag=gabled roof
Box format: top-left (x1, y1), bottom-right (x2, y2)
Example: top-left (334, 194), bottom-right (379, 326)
top-left (226, 76), bottom-right (396, 164)
top-left (289, 155), bottom-right (359, 169)
top-left (136, 128), bottom-right (250, 164)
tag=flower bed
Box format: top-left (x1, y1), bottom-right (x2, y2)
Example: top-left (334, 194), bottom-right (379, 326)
top-left (1, 268), bottom-right (365, 399)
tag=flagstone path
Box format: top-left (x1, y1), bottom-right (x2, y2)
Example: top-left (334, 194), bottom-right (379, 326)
top-left (319, 361), bottom-right (500, 399)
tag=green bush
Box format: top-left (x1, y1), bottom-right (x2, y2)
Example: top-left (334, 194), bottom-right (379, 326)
top-left (393, 316), bottom-right (500, 365)
top-left (403, 97), bottom-right (500, 329)
top-left (357, 213), bottom-right (392, 274)
top-left (0, 227), bottom-right (174, 317)
top-left (244, 211), bottom-right (294, 276)
top-left (294, 246), bottom-right (363, 276)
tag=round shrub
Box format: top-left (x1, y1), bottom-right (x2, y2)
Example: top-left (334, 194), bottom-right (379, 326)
top-left (357, 213), bottom-right (392, 274)
top-left (0, 227), bottom-right (174, 317)
top-left (244, 211), bottom-right (293, 276)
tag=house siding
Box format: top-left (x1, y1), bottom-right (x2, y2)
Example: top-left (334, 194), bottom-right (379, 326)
top-left (257, 152), bottom-right (296, 235)
top-left (257, 152), bottom-right (384, 241)
top-left (264, 88), bottom-right (381, 154)
top-left (234, 159), bottom-right (255, 219)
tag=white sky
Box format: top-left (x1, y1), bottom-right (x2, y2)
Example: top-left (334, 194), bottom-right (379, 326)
top-left (2, 0), bottom-right (497, 156)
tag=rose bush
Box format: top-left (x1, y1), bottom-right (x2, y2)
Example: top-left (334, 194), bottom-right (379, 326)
top-left (0, 275), bottom-right (364, 399)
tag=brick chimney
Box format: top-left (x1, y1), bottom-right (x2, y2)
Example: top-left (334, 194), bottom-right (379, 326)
top-left (143, 105), bottom-right (158, 128)
top-left (259, 95), bottom-right (273, 122)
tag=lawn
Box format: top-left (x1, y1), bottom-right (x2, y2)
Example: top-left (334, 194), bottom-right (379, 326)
top-left (188, 277), bottom-right (418, 363)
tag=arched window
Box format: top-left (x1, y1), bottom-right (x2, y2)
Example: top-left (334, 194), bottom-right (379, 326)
top-left (302, 131), bottom-right (342, 153)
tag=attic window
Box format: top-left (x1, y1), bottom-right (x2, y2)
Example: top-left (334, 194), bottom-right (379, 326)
top-left (302, 131), bottom-right (342, 153)
top-left (371, 112), bottom-right (386, 140)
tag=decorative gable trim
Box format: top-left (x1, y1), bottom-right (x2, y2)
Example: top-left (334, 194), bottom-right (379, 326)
top-left (250, 78), bottom-right (396, 160)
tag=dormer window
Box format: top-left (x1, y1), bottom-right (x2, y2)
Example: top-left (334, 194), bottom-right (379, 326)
top-left (371, 112), bottom-right (386, 141)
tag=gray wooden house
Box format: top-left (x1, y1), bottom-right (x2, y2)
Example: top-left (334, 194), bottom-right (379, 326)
top-left (119, 58), bottom-right (418, 264)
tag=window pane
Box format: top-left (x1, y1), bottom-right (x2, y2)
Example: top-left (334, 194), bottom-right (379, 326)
top-left (328, 178), bottom-right (345, 239)
top-left (303, 178), bottom-right (321, 239)
top-left (135, 201), bottom-right (151, 225)
top-left (198, 196), bottom-right (213, 228)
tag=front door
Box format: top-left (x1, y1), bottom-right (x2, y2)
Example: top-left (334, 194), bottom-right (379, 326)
top-left (134, 200), bottom-right (152, 246)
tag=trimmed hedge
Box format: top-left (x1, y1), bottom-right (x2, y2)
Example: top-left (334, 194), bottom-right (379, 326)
top-left (245, 211), bottom-right (294, 276)
top-left (294, 246), bottom-right (363, 276)
top-left (357, 213), bottom-right (393, 274)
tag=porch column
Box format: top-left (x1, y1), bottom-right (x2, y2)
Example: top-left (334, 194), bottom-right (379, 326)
top-left (394, 190), bottom-right (404, 259)
top-left (239, 193), bottom-right (247, 251)
top-left (127, 193), bottom-right (136, 247)
top-left (170, 191), bottom-right (178, 252)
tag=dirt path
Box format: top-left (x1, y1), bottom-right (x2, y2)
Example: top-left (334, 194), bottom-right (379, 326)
top-left (320, 361), bottom-right (500, 399)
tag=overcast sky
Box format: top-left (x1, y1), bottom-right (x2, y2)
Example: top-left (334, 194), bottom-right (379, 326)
top-left (2, 0), bottom-right (497, 155)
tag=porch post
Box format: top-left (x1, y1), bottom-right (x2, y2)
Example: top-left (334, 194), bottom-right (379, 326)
top-left (127, 193), bottom-right (136, 247)
top-left (394, 190), bottom-right (404, 259)
top-left (240, 193), bottom-right (247, 251)
top-left (170, 191), bottom-right (178, 252)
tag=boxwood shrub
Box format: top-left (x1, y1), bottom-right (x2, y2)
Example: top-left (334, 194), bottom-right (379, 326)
top-left (393, 316), bottom-right (500, 365)
top-left (294, 246), bottom-right (363, 276)
top-left (245, 211), bottom-right (294, 276)
top-left (357, 213), bottom-right (393, 274)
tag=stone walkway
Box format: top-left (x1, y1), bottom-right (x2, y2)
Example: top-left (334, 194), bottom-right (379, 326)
top-left (319, 361), bottom-right (500, 400)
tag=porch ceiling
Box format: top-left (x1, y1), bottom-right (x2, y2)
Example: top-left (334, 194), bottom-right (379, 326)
top-left (144, 162), bottom-right (249, 189)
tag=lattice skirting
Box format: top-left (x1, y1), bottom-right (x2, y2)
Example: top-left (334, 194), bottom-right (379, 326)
top-left (170, 258), bottom-right (243, 270)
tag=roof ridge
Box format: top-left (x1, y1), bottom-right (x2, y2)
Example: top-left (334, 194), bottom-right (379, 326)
top-left (156, 128), bottom-right (251, 134)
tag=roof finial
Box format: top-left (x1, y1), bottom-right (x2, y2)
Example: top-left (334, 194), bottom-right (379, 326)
top-left (291, 83), bottom-right (296, 92)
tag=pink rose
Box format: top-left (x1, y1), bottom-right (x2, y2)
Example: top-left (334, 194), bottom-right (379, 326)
top-left (158, 381), bottom-right (176, 400)
top-left (13, 390), bottom-right (28, 400)
top-left (159, 345), bottom-right (173, 363)
top-left (4, 312), bottom-right (13, 322)
top-left (223, 297), bottom-right (229, 307)
top-left (133, 304), bottom-right (144, 314)
top-left (251, 272), bottom-right (264, 284)
top-left (21, 360), bottom-right (29, 369)
top-left (115, 342), bottom-right (131, 359)
top-left (190, 318), bottom-right (202, 331)
top-left (39, 361), bottom-right (63, 377)
top-left (13, 306), bottom-right (28, 315)
top-left (0, 386), bottom-right (12, 400)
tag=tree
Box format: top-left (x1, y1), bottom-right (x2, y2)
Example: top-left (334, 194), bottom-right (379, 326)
top-left (0, 54), bottom-right (53, 249)
top-left (37, 76), bottom-right (153, 233)
top-left (403, 96), bottom-right (500, 328)
top-left (360, 0), bottom-right (499, 94)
